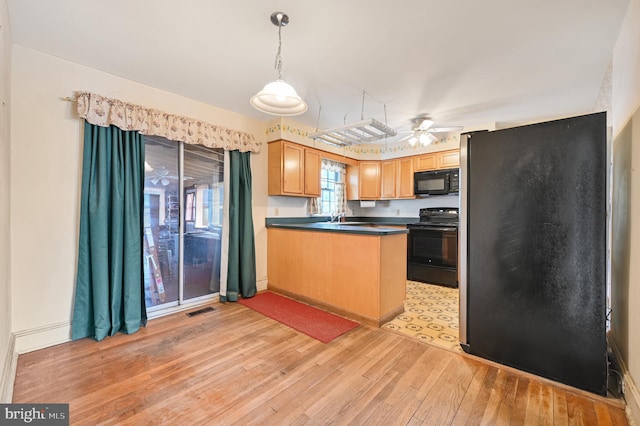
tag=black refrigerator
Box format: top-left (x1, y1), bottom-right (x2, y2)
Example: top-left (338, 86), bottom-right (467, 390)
top-left (459, 112), bottom-right (608, 395)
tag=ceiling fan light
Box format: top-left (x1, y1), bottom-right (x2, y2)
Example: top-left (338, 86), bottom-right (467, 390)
top-left (419, 133), bottom-right (438, 146)
top-left (161, 178), bottom-right (170, 186)
top-left (250, 80), bottom-right (308, 116)
top-left (418, 119), bottom-right (434, 130)
top-left (408, 135), bottom-right (418, 146)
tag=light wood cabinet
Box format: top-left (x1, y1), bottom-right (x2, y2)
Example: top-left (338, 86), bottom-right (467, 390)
top-left (268, 140), bottom-right (321, 197)
top-left (380, 160), bottom-right (397, 199)
top-left (359, 161), bottom-right (381, 199)
top-left (415, 149), bottom-right (459, 171)
top-left (380, 158), bottom-right (414, 199)
top-left (415, 153), bottom-right (437, 171)
top-left (396, 157), bottom-right (415, 198)
top-left (267, 227), bottom-right (407, 326)
top-left (346, 161), bottom-right (381, 200)
top-left (438, 149), bottom-right (460, 169)
top-left (304, 149), bottom-right (321, 196)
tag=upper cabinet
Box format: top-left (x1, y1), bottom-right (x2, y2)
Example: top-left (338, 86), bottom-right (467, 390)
top-left (347, 161), bottom-right (381, 200)
top-left (415, 153), bottom-right (437, 171)
top-left (380, 160), bottom-right (397, 199)
top-left (415, 149), bottom-right (460, 171)
top-left (396, 157), bottom-right (415, 198)
top-left (380, 158), bottom-right (414, 199)
top-left (438, 150), bottom-right (460, 169)
top-left (269, 139), bottom-right (458, 201)
top-left (359, 161), bottom-right (382, 199)
top-left (304, 149), bottom-right (321, 197)
top-left (268, 140), bottom-right (321, 197)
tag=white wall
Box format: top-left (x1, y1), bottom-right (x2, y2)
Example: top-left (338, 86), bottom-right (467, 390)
top-left (10, 45), bottom-right (268, 351)
top-left (349, 195), bottom-right (459, 218)
top-left (610, 0), bottom-right (640, 422)
top-left (0, 0), bottom-right (14, 402)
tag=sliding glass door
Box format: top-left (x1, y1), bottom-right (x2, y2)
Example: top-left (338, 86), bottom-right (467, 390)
top-left (143, 136), bottom-right (224, 311)
top-left (183, 144), bottom-right (224, 300)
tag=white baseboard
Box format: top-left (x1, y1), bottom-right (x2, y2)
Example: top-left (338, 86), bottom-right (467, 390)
top-left (625, 370), bottom-right (640, 426)
top-left (257, 277), bottom-right (268, 292)
top-left (13, 321), bottom-right (71, 355)
top-left (1, 333), bottom-right (17, 403)
top-left (609, 335), bottom-right (639, 425)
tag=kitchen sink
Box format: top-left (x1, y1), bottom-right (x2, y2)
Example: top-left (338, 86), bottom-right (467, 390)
top-left (325, 222), bottom-right (375, 226)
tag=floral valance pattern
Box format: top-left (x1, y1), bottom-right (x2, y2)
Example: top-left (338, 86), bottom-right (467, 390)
top-left (76, 91), bottom-right (261, 153)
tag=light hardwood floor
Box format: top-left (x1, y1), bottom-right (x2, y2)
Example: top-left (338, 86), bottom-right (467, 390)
top-left (13, 301), bottom-right (627, 425)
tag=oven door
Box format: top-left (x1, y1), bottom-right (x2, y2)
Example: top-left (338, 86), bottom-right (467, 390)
top-left (407, 226), bottom-right (458, 268)
top-left (407, 225), bottom-right (458, 287)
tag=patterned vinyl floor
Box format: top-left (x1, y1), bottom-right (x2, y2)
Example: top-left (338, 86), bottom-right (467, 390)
top-left (382, 281), bottom-right (462, 353)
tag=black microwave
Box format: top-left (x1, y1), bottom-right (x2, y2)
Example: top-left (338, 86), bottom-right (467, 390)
top-left (414, 169), bottom-right (459, 195)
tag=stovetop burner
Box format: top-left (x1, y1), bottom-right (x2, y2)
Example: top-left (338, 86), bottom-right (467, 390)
top-left (410, 207), bottom-right (460, 227)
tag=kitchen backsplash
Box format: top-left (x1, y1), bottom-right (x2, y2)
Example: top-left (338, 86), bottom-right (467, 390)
top-left (349, 194), bottom-right (460, 217)
top-left (267, 194), bottom-right (459, 218)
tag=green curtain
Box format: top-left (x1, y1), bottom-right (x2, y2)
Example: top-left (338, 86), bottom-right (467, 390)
top-left (222, 150), bottom-right (257, 302)
top-left (72, 122), bottom-right (147, 341)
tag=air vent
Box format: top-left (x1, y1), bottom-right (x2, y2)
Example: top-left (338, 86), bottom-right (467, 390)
top-left (186, 306), bottom-right (215, 317)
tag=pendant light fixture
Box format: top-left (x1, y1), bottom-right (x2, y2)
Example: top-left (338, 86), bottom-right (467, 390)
top-left (250, 12), bottom-right (308, 116)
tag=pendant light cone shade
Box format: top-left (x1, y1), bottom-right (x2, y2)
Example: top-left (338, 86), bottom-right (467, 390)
top-left (250, 12), bottom-right (307, 116)
top-left (250, 80), bottom-right (308, 116)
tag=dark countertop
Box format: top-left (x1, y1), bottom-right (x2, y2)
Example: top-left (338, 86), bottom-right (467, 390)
top-left (265, 217), bottom-right (412, 235)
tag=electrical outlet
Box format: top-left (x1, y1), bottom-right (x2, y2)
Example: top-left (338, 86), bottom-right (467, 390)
top-left (396, 209), bottom-right (400, 216)
top-left (274, 208), bottom-right (279, 217)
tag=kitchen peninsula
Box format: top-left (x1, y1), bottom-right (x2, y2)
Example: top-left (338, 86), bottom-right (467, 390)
top-left (266, 220), bottom-right (408, 326)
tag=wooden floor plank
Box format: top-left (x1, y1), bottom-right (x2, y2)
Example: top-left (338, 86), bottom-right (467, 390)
top-left (11, 301), bottom-right (628, 426)
top-left (450, 363), bottom-right (492, 425)
top-left (553, 387), bottom-right (570, 426)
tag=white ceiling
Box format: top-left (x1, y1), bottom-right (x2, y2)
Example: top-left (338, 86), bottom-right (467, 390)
top-left (6, 0), bottom-right (630, 140)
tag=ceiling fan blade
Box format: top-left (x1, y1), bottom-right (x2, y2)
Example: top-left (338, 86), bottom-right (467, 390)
top-left (395, 133), bottom-right (414, 143)
top-left (429, 126), bottom-right (464, 133)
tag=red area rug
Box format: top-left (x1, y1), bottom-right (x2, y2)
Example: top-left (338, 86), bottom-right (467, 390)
top-left (239, 292), bottom-right (359, 343)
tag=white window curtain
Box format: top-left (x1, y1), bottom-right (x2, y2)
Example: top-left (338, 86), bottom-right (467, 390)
top-left (308, 159), bottom-right (346, 216)
top-left (75, 91), bottom-right (261, 153)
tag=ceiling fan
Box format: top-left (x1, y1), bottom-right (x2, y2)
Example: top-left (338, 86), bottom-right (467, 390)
top-left (398, 115), bottom-right (463, 147)
top-left (149, 169), bottom-right (176, 186)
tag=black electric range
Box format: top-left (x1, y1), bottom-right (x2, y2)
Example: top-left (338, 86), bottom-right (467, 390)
top-left (407, 208), bottom-right (459, 287)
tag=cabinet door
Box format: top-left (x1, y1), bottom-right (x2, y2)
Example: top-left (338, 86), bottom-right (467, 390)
top-left (304, 149), bottom-right (321, 196)
top-left (415, 154), bottom-right (437, 171)
top-left (396, 157), bottom-right (415, 198)
top-left (346, 164), bottom-right (359, 200)
top-left (282, 143), bottom-right (304, 194)
top-left (380, 160), bottom-right (396, 199)
top-left (359, 161), bottom-right (381, 199)
top-left (438, 150), bottom-right (460, 169)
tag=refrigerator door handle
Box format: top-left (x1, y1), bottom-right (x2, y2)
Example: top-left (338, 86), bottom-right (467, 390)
top-left (459, 134), bottom-right (469, 347)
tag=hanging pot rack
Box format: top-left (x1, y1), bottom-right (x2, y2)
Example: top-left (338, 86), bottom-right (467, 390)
top-left (308, 91), bottom-right (397, 147)
top-left (309, 118), bottom-right (397, 147)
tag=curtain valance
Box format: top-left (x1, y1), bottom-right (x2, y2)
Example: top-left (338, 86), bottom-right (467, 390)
top-left (76, 91), bottom-right (261, 153)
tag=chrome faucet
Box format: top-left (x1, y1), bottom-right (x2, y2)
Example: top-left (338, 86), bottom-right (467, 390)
top-left (331, 212), bottom-right (346, 222)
